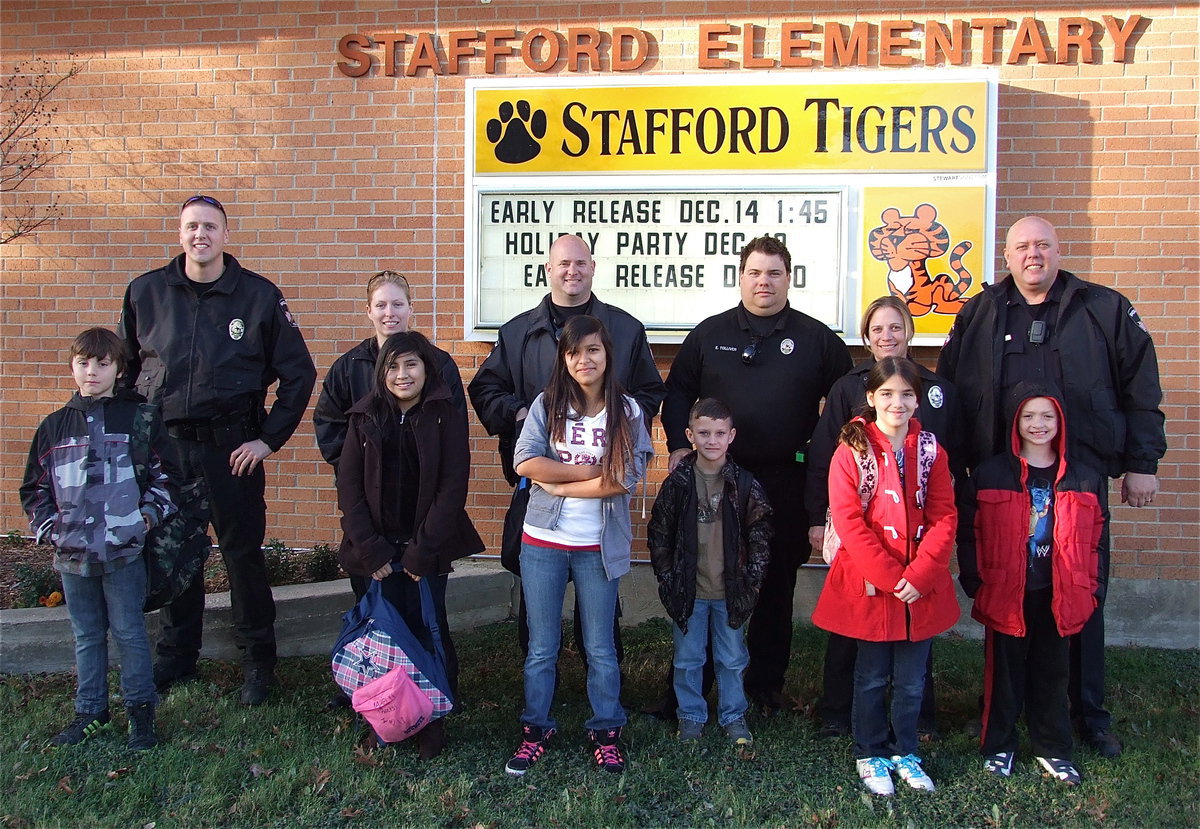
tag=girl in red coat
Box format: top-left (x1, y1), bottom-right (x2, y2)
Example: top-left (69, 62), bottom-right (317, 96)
top-left (812, 357), bottom-right (958, 796)
top-left (957, 383), bottom-right (1105, 787)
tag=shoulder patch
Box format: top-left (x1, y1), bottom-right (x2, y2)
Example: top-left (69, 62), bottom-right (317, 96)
top-left (279, 298), bottom-right (298, 328)
top-left (1127, 305), bottom-right (1148, 334)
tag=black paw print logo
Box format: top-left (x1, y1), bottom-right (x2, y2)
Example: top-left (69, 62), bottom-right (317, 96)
top-left (486, 100), bottom-right (547, 164)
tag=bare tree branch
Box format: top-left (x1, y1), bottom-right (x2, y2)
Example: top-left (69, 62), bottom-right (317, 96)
top-left (0, 55), bottom-right (83, 245)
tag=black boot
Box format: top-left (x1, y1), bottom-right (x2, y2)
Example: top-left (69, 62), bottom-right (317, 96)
top-left (126, 702), bottom-right (158, 751)
top-left (417, 718), bottom-right (446, 761)
top-left (240, 663), bottom-right (274, 706)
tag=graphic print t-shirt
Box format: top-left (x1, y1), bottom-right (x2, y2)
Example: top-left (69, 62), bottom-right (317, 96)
top-left (694, 467), bottom-right (725, 600)
top-left (524, 408), bottom-right (609, 549)
top-left (1025, 461), bottom-right (1057, 591)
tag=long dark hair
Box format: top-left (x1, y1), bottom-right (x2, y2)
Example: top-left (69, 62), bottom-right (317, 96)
top-left (543, 315), bottom-right (634, 488)
top-left (363, 331), bottom-right (439, 426)
top-left (838, 356), bottom-right (922, 454)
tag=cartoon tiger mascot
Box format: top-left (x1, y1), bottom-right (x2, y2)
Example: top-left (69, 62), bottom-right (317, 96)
top-left (868, 203), bottom-right (973, 317)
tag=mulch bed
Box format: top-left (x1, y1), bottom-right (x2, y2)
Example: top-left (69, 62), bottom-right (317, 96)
top-left (0, 536), bottom-right (343, 610)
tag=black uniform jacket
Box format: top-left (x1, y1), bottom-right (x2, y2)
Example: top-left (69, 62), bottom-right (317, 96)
top-left (119, 252), bottom-right (316, 452)
top-left (937, 270), bottom-right (1165, 477)
top-left (468, 292), bottom-right (665, 484)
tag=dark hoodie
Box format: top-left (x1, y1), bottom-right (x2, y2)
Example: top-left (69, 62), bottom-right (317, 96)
top-left (957, 382), bottom-right (1108, 638)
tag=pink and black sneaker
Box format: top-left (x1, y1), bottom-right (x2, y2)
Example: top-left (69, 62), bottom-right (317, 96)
top-left (505, 724), bottom-right (555, 776)
top-left (588, 727), bottom-right (626, 774)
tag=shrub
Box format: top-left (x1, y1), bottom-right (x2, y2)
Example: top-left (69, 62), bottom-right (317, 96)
top-left (263, 538), bottom-right (292, 585)
top-left (307, 543), bottom-right (343, 582)
top-left (13, 562), bottom-right (63, 609)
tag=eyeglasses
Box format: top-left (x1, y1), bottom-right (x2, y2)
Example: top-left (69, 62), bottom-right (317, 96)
top-left (741, 336), bottom-right (763, 366)
top-left (180, 194), bottom-right (226, 217)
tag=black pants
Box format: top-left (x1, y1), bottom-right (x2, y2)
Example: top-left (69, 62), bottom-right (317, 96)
top-left (1068, 451), bottom-right (1112, 735)
top-left (981, 588), bottom-right (1073, 759)
top-left (351, 572), bottom-right (458, 701)
top-left (820, 632), bottom-right (938, 731)
top-left (156, 435), bottom-right (275, 668)
top-left (1069, 599), bottom-right (1109, 734)
top-left (744, 465), bottom-right (806, 701)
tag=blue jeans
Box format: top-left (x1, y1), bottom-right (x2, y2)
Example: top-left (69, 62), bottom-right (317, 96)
top-left (61, 558), bottom-right (157, 713)
top-left (673, 598), bottom-right (749, 726)
top-left (520, 540), bottom-right (625, 732)
top-left (853, 638), bottom-right (932, 759)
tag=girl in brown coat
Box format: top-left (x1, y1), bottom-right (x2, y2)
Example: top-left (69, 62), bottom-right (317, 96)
top-left (336, 331), bottom-right (484, 758)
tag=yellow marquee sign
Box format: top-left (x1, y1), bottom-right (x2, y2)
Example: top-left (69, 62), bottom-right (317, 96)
top-left (473, 80), bottom-right (988, 174)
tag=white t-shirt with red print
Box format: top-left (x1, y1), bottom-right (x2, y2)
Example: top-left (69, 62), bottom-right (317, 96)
top-left (523, 408), bottom-right (609, 549)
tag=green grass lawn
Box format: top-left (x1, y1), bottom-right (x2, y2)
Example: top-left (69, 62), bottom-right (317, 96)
top-left (1, 620), bottom-right (1196, 828)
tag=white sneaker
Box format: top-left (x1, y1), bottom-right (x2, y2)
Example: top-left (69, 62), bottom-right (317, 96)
top-left (890, 754), bottom-right (936, 792)
top-left (984, 751), bottom-right (1015, 777)
top-left (856, 756), bottom-right (895, 796)
top-left (1036, 756), bottom-right (1082, 786)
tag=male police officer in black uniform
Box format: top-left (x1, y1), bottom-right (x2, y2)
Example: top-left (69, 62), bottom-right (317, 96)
top-left (938, 215), bottom-right (1165, 757)
top-left (663, 235), bottom-right (851, 714)
top-left (119, 194), bottom-right (316, 705)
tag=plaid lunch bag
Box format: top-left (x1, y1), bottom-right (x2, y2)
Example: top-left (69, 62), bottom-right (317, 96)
top-left (330, 578), bottom-right (454, 742)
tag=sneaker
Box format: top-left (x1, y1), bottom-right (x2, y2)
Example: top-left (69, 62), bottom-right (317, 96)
top-left (677, 719), bottom-right (704, 742)
top-left (588, 727), bottom-right (626, 774)
top-left (1036, 756), bottom-right (1082, 786)
top-left (153, 661), bottom-right (198, 694)
top-left (917, 725), bottom-right (942, 743)
top-left (126, 701), bottom-right (158, 751)
top-left (749, 689), bottom-right (785, 716)
top-left (983, 751), bottom-right (1015, 778)
top-left (723, 717), bottom-right (754, 746)
top-left (240, 663), bottom-right (274, 706)
top-left (505, 724), bottom-right (555, 776)
top-left (49, 710), bottom-right (111, 747)
top-left (891, 754), bottom-right (936, 792)
top-left (1085, 729), bottom-right (1122, 758)
top-left (818, 720), bottom-right (850, 739)
top-left (856, 756), bottom-right (895, 796)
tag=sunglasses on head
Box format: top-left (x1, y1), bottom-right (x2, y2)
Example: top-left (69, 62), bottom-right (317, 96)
top-left (180, 194), bottom-right (226, 217)
top-left (372, 269), bottom-right (410, 286)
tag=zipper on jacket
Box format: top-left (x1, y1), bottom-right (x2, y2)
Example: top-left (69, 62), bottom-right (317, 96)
top-left (185, 288), bottom-right (201, 416)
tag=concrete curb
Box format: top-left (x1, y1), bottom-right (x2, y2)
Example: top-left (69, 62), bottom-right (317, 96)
top-left (0, 560), bottom-right (516, 674)
top-left (2, 562), bottom-right (1194, 674)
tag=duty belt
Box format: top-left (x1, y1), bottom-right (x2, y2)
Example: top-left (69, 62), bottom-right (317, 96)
top-left (167, 414), bottom-right (259, 446)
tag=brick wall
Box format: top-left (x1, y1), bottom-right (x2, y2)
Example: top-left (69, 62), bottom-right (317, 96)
top-left (1, 1), bottom-right (1195, 582)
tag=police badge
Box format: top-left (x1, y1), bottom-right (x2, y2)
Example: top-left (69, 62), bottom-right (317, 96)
top-left (927, 384), bottom-right (944, 409)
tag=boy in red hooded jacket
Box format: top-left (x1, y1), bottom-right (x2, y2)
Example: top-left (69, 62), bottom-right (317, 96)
top-left (958, 381), bottom-right (1106, 787)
